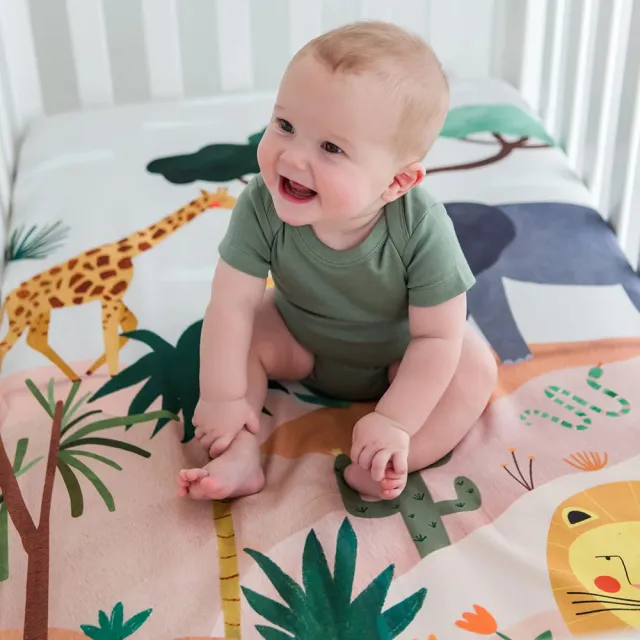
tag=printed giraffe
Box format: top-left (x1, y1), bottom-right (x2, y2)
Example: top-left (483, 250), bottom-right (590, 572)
top-left (0, 188), bottom-right (236, 381)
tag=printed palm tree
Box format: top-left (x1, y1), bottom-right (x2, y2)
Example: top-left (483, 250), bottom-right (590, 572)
top-left (0, 378), bottom-right (175, 640)
top-left (5, 220), bottom-right (70, 261)
top-left (242, 517), bottom-right (427, 639)
top-left (145, 104), bottom-right (555, 186)
top-left (80, 601), bottom-right (152, 640)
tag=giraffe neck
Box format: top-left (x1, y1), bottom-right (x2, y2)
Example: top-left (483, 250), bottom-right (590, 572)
top-left (120, 196), bottom-right (211, 258)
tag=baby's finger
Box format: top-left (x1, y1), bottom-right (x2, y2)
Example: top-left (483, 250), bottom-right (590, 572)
top-left (209, 436), bottom-right (232, 457)
top-left (371, 450), bottom-right (391, 482)
top-left (357, 445), bottom-right (377, 471)
top-left (245, 409), bottom-right (260, 435)
top-left (391, 451), bottom-right (409, 476)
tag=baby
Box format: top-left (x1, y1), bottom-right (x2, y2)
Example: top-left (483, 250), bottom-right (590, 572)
top-left (177, 21), bottom-right (497, 502)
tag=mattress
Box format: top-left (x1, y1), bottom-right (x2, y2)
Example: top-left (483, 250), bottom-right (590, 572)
top-left (1, 78), bottom-right (640, 639)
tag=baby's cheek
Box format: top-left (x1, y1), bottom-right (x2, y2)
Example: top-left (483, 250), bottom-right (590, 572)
top-left (594, 575), bottom-right (621, 593)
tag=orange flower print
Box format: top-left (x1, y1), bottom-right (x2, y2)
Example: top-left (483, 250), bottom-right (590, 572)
top-left (455, 605), bottom-right (511, 638)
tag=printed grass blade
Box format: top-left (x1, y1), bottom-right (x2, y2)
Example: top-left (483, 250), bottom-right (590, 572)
top-left (25, 379), bottom-right (53, 417)
top-left (241, 587), bottom-right (298, 634)
top-left (256, 625), bottom-right (295, 640)
top-left (66, 450), bottom-right (123, 471)
top-left (349, 565), bottom-right (394, 620)
top-left (63, 410), bottom-right (176, 444)
top-left (62, 454), bottom-right (115, 511)
top-left (534, 632), bottom-right (553, 640)
top-left (89, 352), bottom-right (158, 402)
top-left (12, 438), bottom-right (28, 472)
top-left (57, 460), bottom-right (84, 517)
top-left (152, 395), bottom-right (182, 437)
top-left (302, 529), bottom-right (336, 623)
top-left (62, 380), bottom-right (82, 418)
top-left (99, 610), bottom-right (109, 628)
top-left (79, 625), bottom-right (104, 640)
top-left (46, 378), bottom-right (56, 413)
top-left (15, 456), bottom-right (43, 479)
top-left (7, 221), bottom-right (69, 260)
top-left (333, 518), bottom-right (357, 616)
top-left (64, 391), bottom-right (93, 424)
top-left (244, 548), bottom-right (307, 614)
top-left (121, 608), bottom-right (152, 638)
top-left (60, 438), bottom-right (151, 458)
top-left (110, 602), bottom-right (124, 631)
top-left (0, 506), bottom-right (8, 581)
top-left (380, 588), bottom-right (427, 637)
top-left (128, 377), bottom-right (163, 418)
top-left (61, 410), bottom-right (104, 436)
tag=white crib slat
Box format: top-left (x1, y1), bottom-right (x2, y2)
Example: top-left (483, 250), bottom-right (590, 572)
top-left (358, 0), bottom-right (394, 22)
top-left (565, 0), bottom-right (597, 172)
top-left (215, 0), bottom-right (254, 92)
top-left (0, 0), bottom-right (43, 137)
top-left (542, 0), bottom-right (568, 139)
top-left (590, 0), bottom-right (633, 216)
top-left (66, 0), bottom-right (113, 107)
top-left (141, 0), bottom-right (184, 99)
top-left (288, 0), bottom-right (323, 57)
top-left (519, 0), bottom-right (548, 113)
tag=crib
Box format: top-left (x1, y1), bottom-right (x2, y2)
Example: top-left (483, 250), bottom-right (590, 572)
top-left (1, 2), bottom-right (640, 639)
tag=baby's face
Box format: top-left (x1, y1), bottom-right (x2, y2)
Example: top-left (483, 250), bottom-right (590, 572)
top-left (257, 54), bottom-right (404, 228)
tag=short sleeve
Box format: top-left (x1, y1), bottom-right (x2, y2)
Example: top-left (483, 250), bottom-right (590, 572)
top-left (217, 176), bottom-right (274, 278)
top-left (404, 200), bottom-right (475, 307)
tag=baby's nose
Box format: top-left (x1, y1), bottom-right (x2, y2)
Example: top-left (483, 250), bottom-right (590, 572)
top-left (281, 148), bottom-right (308, 171)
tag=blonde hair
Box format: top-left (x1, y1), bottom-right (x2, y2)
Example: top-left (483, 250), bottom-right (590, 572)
top-left (292, 21), bottom-right (450, 160)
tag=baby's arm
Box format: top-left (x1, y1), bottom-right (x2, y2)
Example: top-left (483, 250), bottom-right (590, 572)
top-left (195, 259), bottom-right (266, 454)
top-left (376, 293), bottom-right (468, 435)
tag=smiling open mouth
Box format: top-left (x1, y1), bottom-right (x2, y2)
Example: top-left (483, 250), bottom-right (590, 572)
top-left (279, 176), bottom-right (317, 202)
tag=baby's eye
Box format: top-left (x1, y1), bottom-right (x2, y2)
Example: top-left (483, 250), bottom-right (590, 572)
top-left (277, 118), bottom-right (294, 134)
top-left (322, 141), bottom-right (343, 154)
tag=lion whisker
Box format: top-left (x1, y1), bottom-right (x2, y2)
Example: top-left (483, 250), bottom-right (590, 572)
top-left (576, 606), bottom-right (640, 616)
top-left (568, 591), bottom-right (640, 605)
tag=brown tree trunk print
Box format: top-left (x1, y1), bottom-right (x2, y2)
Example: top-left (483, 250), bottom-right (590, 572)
top-left (425, 134), bottom-right (548, 176)
top-left (0, 400), bottom-right (63, 640)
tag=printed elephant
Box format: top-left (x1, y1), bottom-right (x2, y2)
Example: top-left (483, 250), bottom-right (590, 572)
top-left (446, 201), bottom-right (640, 363)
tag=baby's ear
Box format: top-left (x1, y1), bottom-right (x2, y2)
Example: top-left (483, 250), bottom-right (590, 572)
top-left (382, 162), bottom-right (426, 203)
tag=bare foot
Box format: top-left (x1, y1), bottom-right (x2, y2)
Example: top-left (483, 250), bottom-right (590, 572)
top-left (177, 430), bottom-right (264, 500)
top-left (344, 463), bottom-right (407, 500)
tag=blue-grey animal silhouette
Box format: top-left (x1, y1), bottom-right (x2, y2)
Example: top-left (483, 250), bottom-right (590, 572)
top-left (445, 201), bottom-right (640, 363)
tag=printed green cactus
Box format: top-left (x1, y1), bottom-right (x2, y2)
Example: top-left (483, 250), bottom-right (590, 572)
top-left (334, 453), bottom-right (481, 558)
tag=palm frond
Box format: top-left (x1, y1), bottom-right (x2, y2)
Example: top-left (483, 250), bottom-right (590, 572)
top-left (61, 453), bottom-right (115, 512)
top-left (65, 450), bottom-right (123, 471)
top-left (90, 352), bottom-right (159, 403)
top-left (0, 506), bottom-right (8, 582)
top-left (6, 220), bottom-right (70, 261)
top-left (57, 459), bottom-right (84, 517)
top-left (25, 378), bottom-right (53, 417)
top-left (61, 437), bottom-right (151, 458)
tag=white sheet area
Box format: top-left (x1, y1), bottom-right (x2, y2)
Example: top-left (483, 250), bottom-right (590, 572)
top-left (1, 78), bottom-right (601, 378)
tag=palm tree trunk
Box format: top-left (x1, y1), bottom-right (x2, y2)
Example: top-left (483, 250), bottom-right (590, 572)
top-left (0, 401), bottom-right (63, 640)
top-left (213, 500), bottom-right (241, 638)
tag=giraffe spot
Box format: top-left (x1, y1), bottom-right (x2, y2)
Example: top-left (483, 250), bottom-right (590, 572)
top-left (16, 289), bottom-right (29, 299)
top-left (91, 285), bottom-right (105, 295)
top-left (83, 263), bottom-right (95, 271)
top-left (30, 292), bottom-right (38, 300)
top-left (110, 281), bottom-right (127, 295)
top-left (33, 274), bottom-right (41, 281)
top-left (118, 257), bottom-right (132, 269)
top-left (97, 255), bottom-right (110, 267)
top-left (25, 311), bottom-right (32, 319)
top-left (69, 273), bottom-right (83, 287)
top-left (73, 297), bottom-right (84, 305)
top-left (56, 280), bottom-right (63, 289)
top-left (33, 301), bottom-right (39, 308)
top-left (40, 280), bottom-right (51, 286)
top-left (186, 213), bottom-right (197, 221)
top-left (86, 248), bottom-right (100, 256)
top-left (104, 295), bottom-right (112, 301)
top-left (74, 280), bottom-right (92, 294)
top-left (118, 245), bottom-right (132, 252)
top-left (139, 242), bottom-right (151, 251)
top-left (152, 228), bottom-right (167, 239)
top-left (105, 313), bottom-right (112, 320)
top-left (49, 297), bottom-right (64, 308)
top-left (100, 270), bottom-right (117, 280)
top-left (68, 259), bottom-right (78, 269)
top-left (44, 290), bottom-right (51, 295)
top-left (15, 307), bottom-right (24, 316)
top-left (50, 267), bottom-right (62, 275)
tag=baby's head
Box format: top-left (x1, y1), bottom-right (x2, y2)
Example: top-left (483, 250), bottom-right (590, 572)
top-left (257, 20), bottom-right (449, 228)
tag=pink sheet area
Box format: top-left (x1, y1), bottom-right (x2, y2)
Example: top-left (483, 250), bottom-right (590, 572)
top-left (2, 81), bottom-right (640, 639)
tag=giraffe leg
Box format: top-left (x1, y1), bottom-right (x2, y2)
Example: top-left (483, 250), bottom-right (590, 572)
top-left (86, 302), bottom-right (138, 376)
top-left (0, 316), bottom-right (28, 370)
top-left (94, 300), bottom-right (126, 378)
top-left (26, 311), bottom-right (80, 381)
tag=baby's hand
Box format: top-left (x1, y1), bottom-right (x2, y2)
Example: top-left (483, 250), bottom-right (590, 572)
top-left (350, 411), bottom-right (410, 482)
top-left (193, 396), bottom-right (259, 457)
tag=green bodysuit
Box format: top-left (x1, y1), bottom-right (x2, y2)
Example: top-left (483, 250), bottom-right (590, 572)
top-left (218, 174), bottom-right (475, 401)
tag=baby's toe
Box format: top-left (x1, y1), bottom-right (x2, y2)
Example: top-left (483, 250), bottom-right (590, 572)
top-left (184, 468), bottom-right (208, 483)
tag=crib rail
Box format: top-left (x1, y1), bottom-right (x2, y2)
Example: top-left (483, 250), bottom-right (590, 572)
top-left (520, 0), bottom-right (640, 269)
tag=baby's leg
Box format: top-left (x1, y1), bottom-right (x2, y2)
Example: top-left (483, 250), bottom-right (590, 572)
top-left (178, 289), bottom-right (314, 500)
top-left (345, 323), bottom-right (497, 499)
